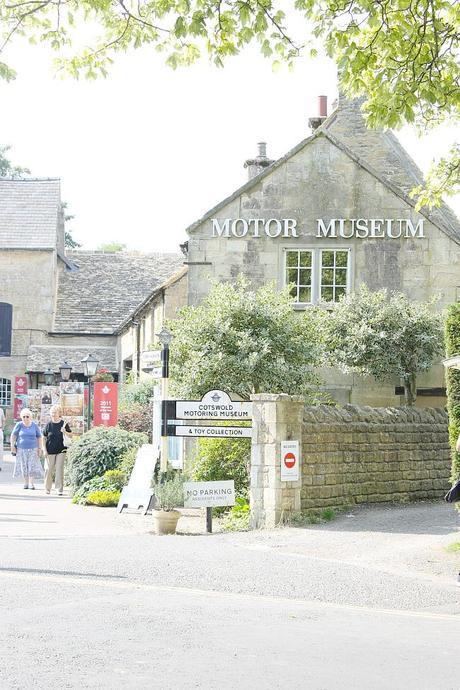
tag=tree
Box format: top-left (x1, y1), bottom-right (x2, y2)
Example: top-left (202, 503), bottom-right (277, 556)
top-left (0, 144), bottom-right (30, 178)
top-left (96, 242), bottom-right (127, 252)
top-left (169, 277), bottom-right (322, 400)
top-left (0, 1), bottom-right (458, 204)
top-left (318, 285), bottom-right (444, 405)
top-left (62, 201), bottom-right (81, 248)
top-left (445, 303), bottom-right (460, 482)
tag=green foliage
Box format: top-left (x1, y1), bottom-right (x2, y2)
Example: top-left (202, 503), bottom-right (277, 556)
top-left (220, 497), bottom-right (251, 532)
top-left (287, 508), bottom-right (337, 525)
top-left (318, 285), bottom-right (444, 405)
top-left (67, 426), bottom-right (147, 489)
top-left (91, 368), bottom-right (114, 382)
top-left (445, 541), bottom-right (460, 553)
top-left (86, 490), bottom-right (121, 507)
top-left (0, 1), bottom-right (457, 202)
top-left (118, 403), bottom-right (152, 442)
top-left (0, 144), bottom-right (30, 178)
top-left (119, 378), bottom-right (156, 409)
top-left (170, 276), bottom-right (322, 400)
top-left (445, 303), bottom-right (460, 481)
top-left (71, 469), bottom-right (126, 505)
top-left (116, 446), bottom-right (140, 482)
top-left (152, 471), bottom-right (185, 512)
top-left (191, 436), bottom-right (250, 499)
top-left (97, 242), bottom-right (126, 253)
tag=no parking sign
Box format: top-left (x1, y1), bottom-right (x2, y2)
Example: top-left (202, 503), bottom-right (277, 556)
top-left (280, 440), bottom-right (300, 481)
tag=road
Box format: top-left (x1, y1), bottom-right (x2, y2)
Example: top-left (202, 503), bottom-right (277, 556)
top-left (1, 454), bottom-right (459, 689)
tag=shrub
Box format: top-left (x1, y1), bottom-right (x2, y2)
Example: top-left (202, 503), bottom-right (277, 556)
top-left (191, 437), bottom-right (250, 499)
top-left (67, 426), bottom-right (147, 490)
top-left (119, 378), bottom-right (157, 410)
top-left (91, 368), bottom-right (114, 382)
top-left (116, 446), bottom-right (139, 482)
top-left (72, 469), bottom-right (127, 505)
top-left (445, 303), bottom-right (460, 482)
top-left (118, 402), bottom-right (152, 442)
top-left (152, 471), bottom-right (185, 511)
top-left (86, 490), bottom-right (121, 506)
top-left (220, 497), bottom-right (250, 531)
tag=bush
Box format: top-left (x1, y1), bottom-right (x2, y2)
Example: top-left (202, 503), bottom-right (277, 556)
top-left (220, 497), bottom-right (250, 531)
top-left (152, 471), bottom-right (185, 512)
top-left (191, 437), bottom-right (250, 499)
top-left (86, 490), bottom-right (121, 506)
top-left (72, 469), bottom-right (127, 505)
top-left (118, 402), bottom-right (152, 442)
top-left (445, 303), bottom-right (460, 482)
top-left (119, 378), bottom-right (157, 410)
top-left (116, 446), bottom-right (139, 482)
top-left (67, 426), bottom-right (147, 490)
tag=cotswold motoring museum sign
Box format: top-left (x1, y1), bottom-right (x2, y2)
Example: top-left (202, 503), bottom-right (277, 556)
top-left (211, 217), bottom-right (424, 239)
top-left (164, 390), bottom-right (252, 439)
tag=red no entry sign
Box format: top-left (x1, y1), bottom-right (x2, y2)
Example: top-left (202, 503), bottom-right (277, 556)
top-left (284, 452), bottom-right (296, 469)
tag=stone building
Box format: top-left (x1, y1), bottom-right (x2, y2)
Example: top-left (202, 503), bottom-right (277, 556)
top-left (0, 177), bottom-right (185, 429)
top-left (185, 97), bottom-right (460, 406)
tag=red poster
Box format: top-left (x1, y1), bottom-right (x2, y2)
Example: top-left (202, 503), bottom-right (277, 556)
top-left (93, 382), bottom-right (118, 427)
top-left (14, 376), bottom-right (28, 395)
top-left (13, 397), bottom-right (25, 420)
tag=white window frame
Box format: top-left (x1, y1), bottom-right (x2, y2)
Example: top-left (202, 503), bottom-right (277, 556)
top-left (0, 378), bottom-right (12, 407)
top-left (283, 246), bottom-right (352, 307)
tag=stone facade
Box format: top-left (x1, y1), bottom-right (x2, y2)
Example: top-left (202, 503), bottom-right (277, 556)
top-left (250, 396), bottom-right (451, 527)
top-left (185, 98), bottom-right (460, 407)
top-left (301, 405), bottom-right (450, 511)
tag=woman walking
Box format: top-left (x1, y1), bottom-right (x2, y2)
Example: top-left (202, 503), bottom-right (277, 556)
top-left (43, 405), bottom-right (72, 495)
top-left (10, 408), bottom-right (44, 489)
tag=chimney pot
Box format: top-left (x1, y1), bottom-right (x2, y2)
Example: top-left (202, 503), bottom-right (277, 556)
top-left (257, 141), bottom-right (267, 158)
top-left (318, 95), bottom-right (328, 118)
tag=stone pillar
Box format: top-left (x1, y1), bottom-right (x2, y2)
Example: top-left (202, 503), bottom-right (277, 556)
top-left (250, 394), bottom-right (303, 529)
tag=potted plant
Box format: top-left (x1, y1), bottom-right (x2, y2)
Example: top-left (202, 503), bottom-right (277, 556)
top-left (151, 470), bottom-right (185, 535)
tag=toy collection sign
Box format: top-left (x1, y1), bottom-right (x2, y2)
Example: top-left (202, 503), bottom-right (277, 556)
top-left (93, 382), bottom-right (118, 427)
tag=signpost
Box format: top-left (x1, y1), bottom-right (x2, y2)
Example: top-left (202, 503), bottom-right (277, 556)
top-left (184, 480), bottom-right (235, 532)
top-left (168, 425), bottom-right (252, 439)
top-left (280, 440), bottom-right (300, 482)
top-left (169, 389), bottom-right (252, 421)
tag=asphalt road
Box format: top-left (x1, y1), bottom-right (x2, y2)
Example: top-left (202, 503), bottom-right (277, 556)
top-left (1, 454), bottom-right (459, 689)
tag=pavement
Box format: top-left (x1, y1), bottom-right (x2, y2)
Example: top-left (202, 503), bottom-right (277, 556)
top-left (1, 453), bottom-right (459, 689)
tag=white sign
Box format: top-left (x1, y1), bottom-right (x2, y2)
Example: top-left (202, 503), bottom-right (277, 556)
top-left (140, 350), bottom-right (162, 367)
top-left (184, 480), bottom-right (235, 508)
top-left (174, 425), bottom-right (252, 439)
top-left (280, 440), bottom-right (300, 482)
top-left (176, 390), bottom-right (252, 421)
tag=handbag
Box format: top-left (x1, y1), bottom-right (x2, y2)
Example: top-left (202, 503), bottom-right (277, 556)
top-left (63, 433), bottom-right (72, 448)
top-left (444, 478), bottom-right (460, 503)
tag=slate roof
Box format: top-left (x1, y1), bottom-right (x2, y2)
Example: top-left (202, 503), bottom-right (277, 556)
top-left (0, 178), bottom-right (61, 249)
top-left (53, 251), bottom-right (185, 334)
top-left (26, 345), bottom-right (118, 374)
top-left (186, 98), bottom-right (460, 245)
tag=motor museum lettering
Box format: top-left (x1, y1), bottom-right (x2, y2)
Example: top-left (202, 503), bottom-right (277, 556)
top-left (211, 217), bottom-right (424, 239)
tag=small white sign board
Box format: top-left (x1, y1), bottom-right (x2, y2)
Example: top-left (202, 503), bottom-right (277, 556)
top-left (176, 390), bottom-right (252, 421)
top-left (184, 480), bottom-right (235, 508)
top-left (174, 425), bottom-right (252, 439)
top-left (280, 440), bottom-right (300, 482)
top-left (140, 350), bottom-right (161, 365)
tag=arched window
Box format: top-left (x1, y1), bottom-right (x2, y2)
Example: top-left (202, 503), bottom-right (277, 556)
top-left (0, 303), bottom-right (13, 356)
top-left (0, 378), bottom-right (11, 407)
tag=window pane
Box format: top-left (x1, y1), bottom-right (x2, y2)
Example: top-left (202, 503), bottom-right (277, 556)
top-left (335, 287), bottom-right (347, 301)
top-left (335, 251), bottom-right (348, 267)
top-left (335, 268), bottom-right (348, 286)
top-left (0, 378), bottom-right (11, 406)
top-left (321, 268), bottom-right (334, 285)
top-left (321, 251), bottom-right (334, 267)
top-left (299, 252), bottom-right (312, 267)
top-left (286, 269), bottom-right (298, 284)
top-left (298, 269), bottom-right (311, 286)
top-left (321, 286), bottom-right (334, 302)
top-left (288, 284), bottom-right (297, 299)
top-left (286, 251), bottom-right (298, 268)
top-left (299, 286), bottom-right (311, 303)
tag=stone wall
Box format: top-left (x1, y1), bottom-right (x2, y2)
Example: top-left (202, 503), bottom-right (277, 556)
top-left (301, 405), bottom-right (450, 511)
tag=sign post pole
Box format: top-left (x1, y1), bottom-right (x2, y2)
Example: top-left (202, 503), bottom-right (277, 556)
top-left (206, 507), bottom-right (213, 533)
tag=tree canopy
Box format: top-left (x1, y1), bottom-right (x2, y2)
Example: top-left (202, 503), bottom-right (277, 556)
top-left (0, 144), bottom-right (29, 178)
top-left (318, 285), bottom-right (445, 405)
top-left (169, 277), bottom-right (322, 400)
top-left (0, 1), bottom-right (458, 205)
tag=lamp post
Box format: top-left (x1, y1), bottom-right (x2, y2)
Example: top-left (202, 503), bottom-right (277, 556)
top-left (157, 327), bottom-right (172, 471)
top-left (81, 354), bottom-right (99, 430)
top-left (43, 366), bottom-right (55, 386)
top-left (59, 361), bottom-right (73, 382)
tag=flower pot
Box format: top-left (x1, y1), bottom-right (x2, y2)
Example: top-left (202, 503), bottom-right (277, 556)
top-left (151, 509), bottom-right (181, 535)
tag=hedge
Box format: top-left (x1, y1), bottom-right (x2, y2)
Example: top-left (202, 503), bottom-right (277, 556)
top-left (445, 303), bottom-right (460, 481)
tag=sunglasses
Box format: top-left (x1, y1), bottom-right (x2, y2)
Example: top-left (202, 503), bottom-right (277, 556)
top-left (22, 415), bottom-right (31, 418)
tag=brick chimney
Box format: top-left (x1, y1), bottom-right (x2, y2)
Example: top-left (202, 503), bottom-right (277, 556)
top-left (244, 142), bottom-right (275, 180)
top-left (309, 95), bottom-right (328, 131)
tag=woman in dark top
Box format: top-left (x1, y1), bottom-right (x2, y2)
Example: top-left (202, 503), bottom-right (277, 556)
top-left (43, 405), bottom-right (73, 495)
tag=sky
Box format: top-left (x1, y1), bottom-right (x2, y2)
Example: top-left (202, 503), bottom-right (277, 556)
top-left (0, 39), bottom-right (458, 254)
